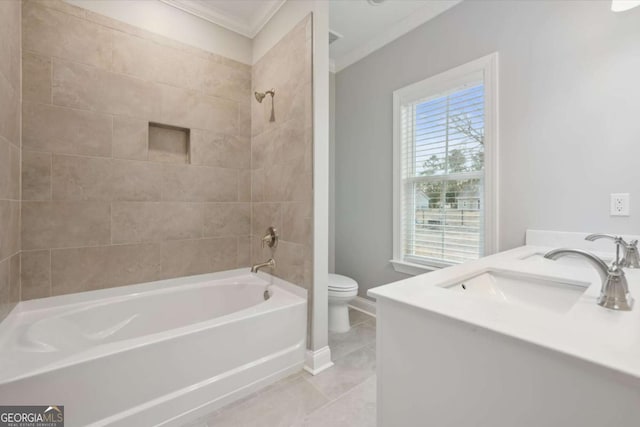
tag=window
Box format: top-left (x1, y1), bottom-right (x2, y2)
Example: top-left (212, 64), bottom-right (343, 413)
top-left (392, 54), bottom-right (498, 274)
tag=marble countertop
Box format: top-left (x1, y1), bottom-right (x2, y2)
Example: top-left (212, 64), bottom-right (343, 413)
top-left (368, 230), bottom-right (640, 381)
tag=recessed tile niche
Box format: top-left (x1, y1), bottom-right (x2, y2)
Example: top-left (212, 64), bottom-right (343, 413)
top-left (148, 123), bottom-right (191, 164)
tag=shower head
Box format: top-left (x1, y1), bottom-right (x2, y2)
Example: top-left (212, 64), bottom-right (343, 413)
top-left (254, 89), bottom-right (275, 103)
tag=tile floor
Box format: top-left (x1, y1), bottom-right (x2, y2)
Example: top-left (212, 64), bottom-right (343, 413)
top-left (183, 309), bottom-right (377, 427)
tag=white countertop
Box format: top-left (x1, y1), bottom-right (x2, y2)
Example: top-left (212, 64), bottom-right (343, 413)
top-left (368, 236), bottom-right (640, 382)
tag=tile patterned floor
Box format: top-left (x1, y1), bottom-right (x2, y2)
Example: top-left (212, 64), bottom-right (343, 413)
top-left (183, 309), bottom-right (377, 427)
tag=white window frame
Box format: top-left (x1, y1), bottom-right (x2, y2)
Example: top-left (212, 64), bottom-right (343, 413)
top-left (391, 53), bottom-right (499, 275)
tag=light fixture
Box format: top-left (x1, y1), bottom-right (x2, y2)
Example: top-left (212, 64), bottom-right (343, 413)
top-left (367, 0), bottom-right (386, 6)
top-left (611, 0), bottom-right (640, 12)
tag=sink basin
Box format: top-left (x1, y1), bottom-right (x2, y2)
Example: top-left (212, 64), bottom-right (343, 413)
top-left (442, 270), bottom-right (589, 313)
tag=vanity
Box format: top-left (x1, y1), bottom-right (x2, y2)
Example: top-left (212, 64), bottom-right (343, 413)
top-left (369, 230), bottom-right (640, 427)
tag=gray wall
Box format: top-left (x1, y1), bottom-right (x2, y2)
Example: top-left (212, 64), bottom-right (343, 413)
top-left (334, 0), bottom-right (640, 298)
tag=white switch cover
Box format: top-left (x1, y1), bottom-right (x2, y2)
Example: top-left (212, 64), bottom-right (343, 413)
top-left (610, 193), bottom-right (630, 216)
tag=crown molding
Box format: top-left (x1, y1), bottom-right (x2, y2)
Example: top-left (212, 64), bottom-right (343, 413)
top-left (332, 0), bottom-right (461, 73)
top-left (161, 0), bottom-right (286, 38)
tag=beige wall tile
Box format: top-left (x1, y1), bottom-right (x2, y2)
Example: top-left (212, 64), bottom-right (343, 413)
top-left (22, 150), bottom-right (51, 201)
top-left (111, 30), bottom-right (163, 83)
top-left (281, 202), bottom-right (312, 245)
top-left (22, 1), bottom-right (111, 69)
top-left (264, 161), bottom-right (311, 202)
top-left (52, 155), bottom-right (163, 201)
top-left (237, 98), bottom-right (251, 139)
top-left (112, 30), bottom-right (208, 92)
top-left (9, 253), bottom-right (20, 305)
top-left (0, 201), bottom-right (20, 260)
top-left (161, 237), bottom-right (237, 279)
top-left (252, 203), bottom-right (282, 239)
top-left (251, 127), bottom-right (278, 170)
top-left (190, 129), bottom-right (250, 169)
top-left (112, 202), bottom-right (203, 244)
top-left (16, 1), bottom-right (311, 302)
top-left (0, 0), bottom-right (21, 90)
top-left (238, 169), bottom-right (251, 202)
top-left (0, 0), bottom-right (20, 320)
top-left (0, 257), bottom-right (9, 320)
top-left (51, 243), bottom-right (163, 295)
top-left (22, 201), bottom-right (110, 250)
top-left (52, 59), bottom-right (162, 118)
top-left (0, 73), bottom-right (20, 146)
top-left (108, 159), bottom-right (164, 201)
top-left (112, 30), bottom-right (250, 104)
top-left (251, 15), bottom-right (313, 289)
top-left (203, 203), bottom-right (250, 238)
top-left (148, 125), bottom-right (190, 164)
top-left (23, 52), bottom-right (51, 104)
top-left (278, 119), bottom-right (311, 166)
top-left (21, 250), bottom-right (51, 300)
top-left (237, 236), bottom-right (251, 268)
top-left (275, 241), bottom-right (306, 289)
top-left (0, 139), bottom-right (20, 200)
top-left (23, 102), bottom-right (112, 156)
top-left (113, 116), bottom-right (148, 161)
top-left (160, 84), bottom-right (238, 134)
top-left (161, 164), bottom-right (237, 202)
top-left (251, 169), bottom-right (264, 202)
top-left (200, 60), bottom-right (251, 103)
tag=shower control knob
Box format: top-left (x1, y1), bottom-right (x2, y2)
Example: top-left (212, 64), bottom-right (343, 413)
top-left (261, 227), bottom-right (278, 249)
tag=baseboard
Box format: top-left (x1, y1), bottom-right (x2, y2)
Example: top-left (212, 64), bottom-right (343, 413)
top-left (304, 346), bottom-right (334, 375)
top-left (349, 296), bottom-right (376, 317)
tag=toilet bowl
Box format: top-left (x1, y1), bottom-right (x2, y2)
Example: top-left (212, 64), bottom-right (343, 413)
top-left (328, 274), bottom-right (359, 333)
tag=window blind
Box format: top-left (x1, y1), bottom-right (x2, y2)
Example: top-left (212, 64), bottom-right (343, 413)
top-left (399, 81), bottom-right (485, 266)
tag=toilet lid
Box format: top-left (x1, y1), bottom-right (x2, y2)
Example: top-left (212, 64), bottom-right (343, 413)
top-left (328, 274), bottom-right (358, 291)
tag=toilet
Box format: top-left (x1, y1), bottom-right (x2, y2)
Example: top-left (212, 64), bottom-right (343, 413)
top-left (328, 273), bottom-right (359, 333)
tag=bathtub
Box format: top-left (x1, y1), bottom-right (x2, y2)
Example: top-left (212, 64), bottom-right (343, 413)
top-left (0, 269), bottom-right (307, 426)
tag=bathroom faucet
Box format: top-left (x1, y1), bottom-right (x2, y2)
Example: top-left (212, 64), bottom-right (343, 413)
top-left (251, 258), bottom-right (275, 273)
top-left (544, 248), bottom-right (633, 311)
top-left (585, 233), bottom-right (639, 269)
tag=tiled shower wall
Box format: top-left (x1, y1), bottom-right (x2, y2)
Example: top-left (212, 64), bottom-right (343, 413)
top-left (20, 0), bottom-right (252, 298)
top-left (0, 1), bottom-right (21, 319)
top-left (251, 17), bottom-right (313, 291)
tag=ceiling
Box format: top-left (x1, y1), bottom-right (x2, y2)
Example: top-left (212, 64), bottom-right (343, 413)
top-left (329, 0), bottom-right (461, 72)
top-left (161, 0), bottom-right (286, 38)
top-left (161, 0), bottom-right (461, 71)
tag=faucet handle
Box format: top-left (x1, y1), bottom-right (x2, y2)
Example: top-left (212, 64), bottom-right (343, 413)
top-left (261, 227), bottom-right (278, 249)
top-left (585, 233), bottom-right (624, 266)
top-left (621, 239), bottom-right (640, 269)
top-left (585, 234), bottom-right (639, 268)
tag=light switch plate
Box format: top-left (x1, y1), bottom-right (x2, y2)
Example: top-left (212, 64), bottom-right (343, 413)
top-left (610, 193), bottom-right (630, 216)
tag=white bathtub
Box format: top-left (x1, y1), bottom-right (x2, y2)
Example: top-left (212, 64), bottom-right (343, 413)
top-left (0, 269), bottom-right (307, 426)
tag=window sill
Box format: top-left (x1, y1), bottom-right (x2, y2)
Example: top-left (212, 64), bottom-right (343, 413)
top-left (390, 259), bottom-right (439, 276)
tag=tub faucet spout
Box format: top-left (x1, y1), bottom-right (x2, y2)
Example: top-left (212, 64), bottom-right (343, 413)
top-left (544, 248), bottom-right (633, 311)
top-left (251, 258), bottom-right (275, 273)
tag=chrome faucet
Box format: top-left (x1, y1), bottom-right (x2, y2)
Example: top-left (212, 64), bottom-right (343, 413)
top-left (586, 233), bottom-right (639, 269)
top-left (544, 248), bottom-right (633, 311)
top-left (251, 258), bottom-right (275, 273)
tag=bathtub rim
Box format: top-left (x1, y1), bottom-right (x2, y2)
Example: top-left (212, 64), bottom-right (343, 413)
top-left (0, 269), bottom-right (307, 384)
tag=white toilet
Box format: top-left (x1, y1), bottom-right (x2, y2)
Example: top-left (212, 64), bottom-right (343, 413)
top-left (328, 273), bottom-right (359, 333)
